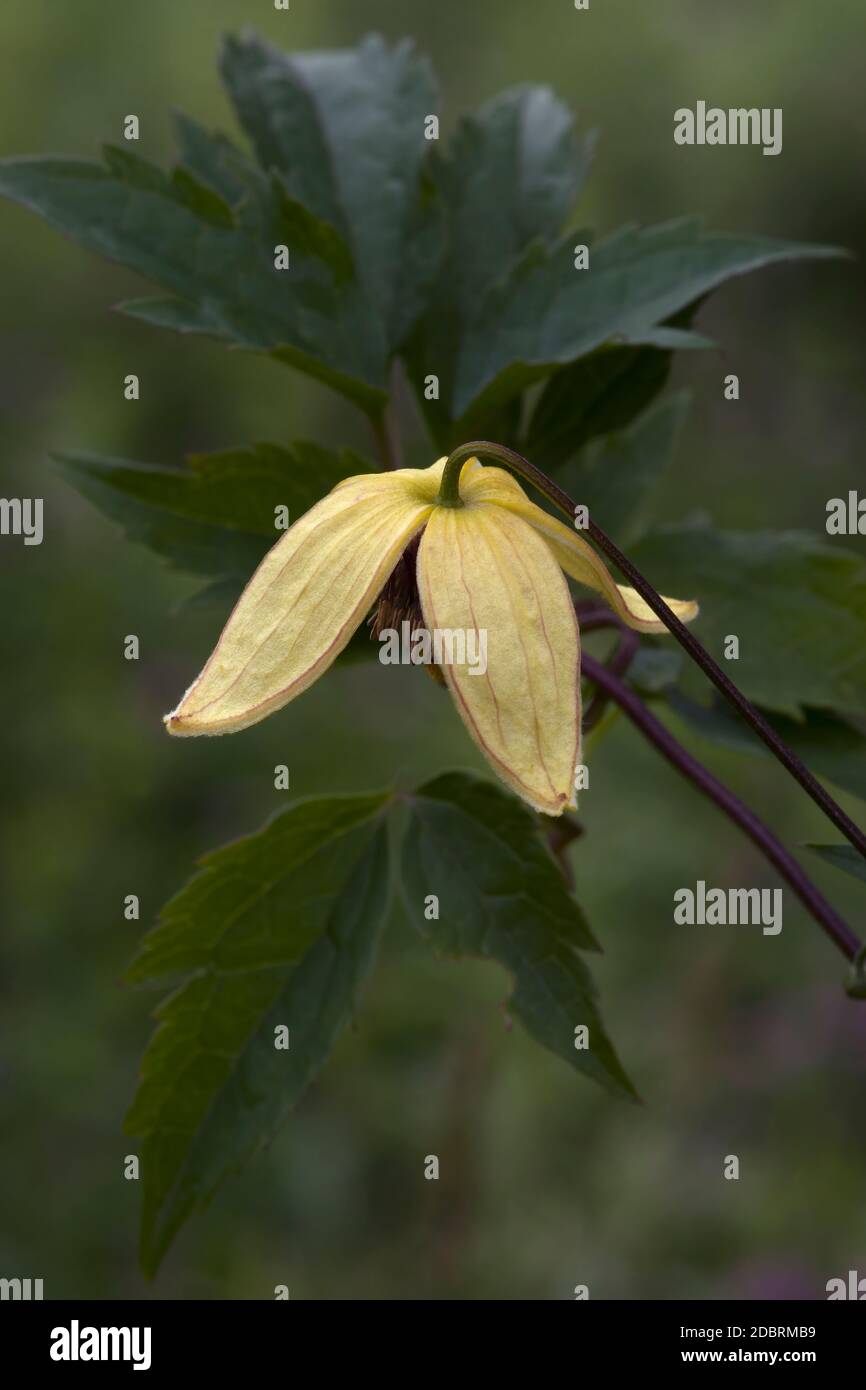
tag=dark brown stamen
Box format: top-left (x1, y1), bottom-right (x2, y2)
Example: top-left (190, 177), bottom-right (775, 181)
top-left (368, 533), bottom-right (445, 684)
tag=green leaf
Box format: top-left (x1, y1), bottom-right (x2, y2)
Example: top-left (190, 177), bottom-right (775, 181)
top-left (526, 345), bottom-right (673, 473)
top-left (390, 164), bottom-right (446, 353)
top-left (53, 441), bottom-right (375, 579)
top-left (116, 295), bottom-right (219, 335)
top-left (524, 300), bottom-right (701, 472)
top-left (125, 791), bottom-right (393, 1274)
top-left (401, 772), bottom-right (636, 1099)
top-left (267, 172), bottom-right (354, 283)
top-left (556, 391), bottom-right (689, 544)
top-left (667, 691), bottom-right (866, 805)
top-left (168, 166), bottom-right (235, 228)
top-left (805, 843), bottom-right (866, 887)
top-left (627, 646), bottom-right (684, 695)
top-left (406, 83), bottom-right (594, 444)
top-left (847, 951), bottom-right (866, 1001)
top-left (171, 110), bottom-right (249, 206)
top-left (454, 219), bottom-right (845, 416)
top-left (630, 523), bottom-right (866, 719)
top-left (219, 30), bottom-right (442, 349)
top-left (806, 844), bottom-right (866, 1008)
top-left (442, 84), bottom-right (595, 318)
top-left (0, 151), bottom-right (387, 410)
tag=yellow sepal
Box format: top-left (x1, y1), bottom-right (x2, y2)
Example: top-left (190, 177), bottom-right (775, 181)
top-left (491, 489), bottom-right (699, 632)
top-left (166, 470), bottom-right (434, 735)
top-left (417, 499), bottom-right (580, 816)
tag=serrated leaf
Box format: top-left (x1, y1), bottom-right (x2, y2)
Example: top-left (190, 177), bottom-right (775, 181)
top-left (526, 345), bottom-right (673, 473)
top-left (171, 110), bottom-right (249, 205)
top-left (806, 843), bottom-right (866, 887)
top-left (630, 523), bottom-right (866, 719)
top-left (390, 164), bottom-right (446, 352)
top-left (53, 441), bottom-right (375, 579)
top-left (116, 295), bottom-right (218, 335)
top-left (102, 144), bottom-right (167, 193)
top-left (219, 30), bottom-right (442, 349)
top-left (556, 391), bottom-right (690, 544)
top-left (0, 151), bottom-right (387, 410)
top-left (125, 790), bottom-right (393, 1274)
top-left (169, 165), bottom-right (235, 228)
top-left (267, 172), bottom-right (355, 284)
top-left (667, 691), bottom-right (866, 806)
top-left (443, 84), bottom-right (596, 318)
top-left (524, 301), bottom-right (701, 472)
top-left (401, 772), bottom-right (636, 1099)
top-left (406, 83), bottom-right (594, 443)
top-left (454, 220), bottom-right (845, 416)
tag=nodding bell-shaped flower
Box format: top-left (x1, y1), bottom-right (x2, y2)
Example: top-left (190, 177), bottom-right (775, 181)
top-left (165, 457), bottom-right (698, 816)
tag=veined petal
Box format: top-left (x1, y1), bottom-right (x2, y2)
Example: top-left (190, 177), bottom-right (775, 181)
top-left (493, 492), bottom-right (699, 632)
top-left (166, 472), bottom-right (433, 735)
top-left (458, 459), bottom-right (529, 505)
top-left (417, 502), bottom-right (580, 817)
top-left (333, 455), bottom-right (448, 503)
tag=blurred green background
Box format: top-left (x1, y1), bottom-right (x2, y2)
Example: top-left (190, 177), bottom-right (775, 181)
top-left (2, 0), bottom-right (865, 1300)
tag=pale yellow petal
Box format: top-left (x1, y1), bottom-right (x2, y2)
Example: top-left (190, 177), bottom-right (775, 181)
top-left (333, 455), bottom-right (448, 503)
top-left (458, 458), bottom-right (531, 506)
top-left (417, 502), bottom-right (580, 817)
top-left (166, 472), bottom-right (432, 735)
top-left (492, 491), bottom-right (699, 632)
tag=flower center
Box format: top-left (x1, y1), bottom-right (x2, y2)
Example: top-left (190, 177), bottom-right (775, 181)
top-left (368, 533), bottom-right (445, 685)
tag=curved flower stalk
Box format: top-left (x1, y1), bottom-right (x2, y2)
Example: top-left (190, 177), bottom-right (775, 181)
top-left (166, 456), bottom-right (698, 815)
top-left (443, 441), bottom-right (866, 864)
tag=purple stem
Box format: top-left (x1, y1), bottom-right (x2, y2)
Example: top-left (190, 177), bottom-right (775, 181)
top-left (444, 441), bottom-right (866, 862)
top-left (584, 518), bottom-right (866, 862)
top-left (581, 651), bottom-right (861, 963)
top-left (581, 614), bottom-right (640, 732)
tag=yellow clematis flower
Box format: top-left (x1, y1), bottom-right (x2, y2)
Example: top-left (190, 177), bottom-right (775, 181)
top-left (165, 457), bottom-right (698, 816)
